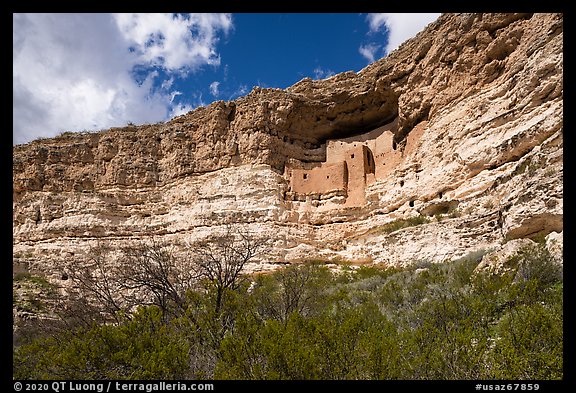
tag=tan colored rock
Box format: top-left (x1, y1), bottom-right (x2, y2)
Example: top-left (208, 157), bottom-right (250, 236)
top-left (545, 231), bottom-right (563, 263)
top-left (474, 238), bottom-right (535, 275)
top-left (13, 13), bottom-right (563, 281)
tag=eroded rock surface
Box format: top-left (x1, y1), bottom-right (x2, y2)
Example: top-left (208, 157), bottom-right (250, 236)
top-left (13, 13), bottom-right (563, 282)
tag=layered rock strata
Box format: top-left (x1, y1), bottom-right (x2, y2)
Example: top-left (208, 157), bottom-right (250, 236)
top-left (13, 13), bottom-right (563, 283)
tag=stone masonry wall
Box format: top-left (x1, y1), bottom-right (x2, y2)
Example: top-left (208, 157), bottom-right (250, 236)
top-left (289, 162), bottom-right (348, 195)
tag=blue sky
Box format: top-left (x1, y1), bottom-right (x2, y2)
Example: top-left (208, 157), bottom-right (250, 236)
top-left (13, 13), bottom-right (440, 145)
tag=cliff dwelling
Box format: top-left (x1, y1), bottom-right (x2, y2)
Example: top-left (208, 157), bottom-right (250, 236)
top-left (284, 117), bottom-right (426, 207)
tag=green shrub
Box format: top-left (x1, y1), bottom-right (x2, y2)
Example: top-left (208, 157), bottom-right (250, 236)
top-left (376, 215), bottom-right (430, 234)
top-left (513, 243), bottom-right (563, 288)
top-left (13, 273), bottom-right (55, 290)
top-left (489, 302), bottom-right (563, 379)
top-left (14, 306), bottom-right (190, 380)
top-left (14, 246), bottom-right (563, 380)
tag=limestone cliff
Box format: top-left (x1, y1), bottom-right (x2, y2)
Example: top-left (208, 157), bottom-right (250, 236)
top-left (13, 13), bottom-right (563, 283)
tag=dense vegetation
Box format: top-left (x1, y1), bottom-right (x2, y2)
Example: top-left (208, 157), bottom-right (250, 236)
top-left (13, 242), bottom-right (562, 380)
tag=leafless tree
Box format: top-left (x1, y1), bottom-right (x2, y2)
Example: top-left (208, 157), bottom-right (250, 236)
top-left (62, 241), bottom-right (125, 325)
top-left (192, 225), bottom-right (264, 314)
top-left (117, 239), bottom-right (198, 316)
top-left (61, 239), bottom-right (198, 324)
top-left (253, 262), bottom-right (328, 323)
top-left (59, 227), bottom-right (263, 327)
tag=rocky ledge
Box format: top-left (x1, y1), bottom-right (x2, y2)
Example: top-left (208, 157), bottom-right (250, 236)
top-left (13, 13), bottom-right (562, 282)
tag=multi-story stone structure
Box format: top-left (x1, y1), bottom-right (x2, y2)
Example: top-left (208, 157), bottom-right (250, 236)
top-left (284, 117), bottom-right (426, 206)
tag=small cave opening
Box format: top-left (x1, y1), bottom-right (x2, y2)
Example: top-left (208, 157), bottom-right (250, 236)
top-left (34, 208), bottom-right (41, 225)
top-left (328, 114), bottom-right (397, 140)
top-left (409, 200), bottom-right (415, 207)
top-left (400, 180), bottom-right (405, 187)
top-left (227, 105), bottom-right (236, 122)
top-left (322, 93), bottom-right (399, 141)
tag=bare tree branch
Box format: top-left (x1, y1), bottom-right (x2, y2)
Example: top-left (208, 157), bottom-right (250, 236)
top-left (63, 241), bottom-right (125, 325)
top-left (116, 238), bottom-right (199, 316)
top-left (192, 225), bottom-right (264, 314)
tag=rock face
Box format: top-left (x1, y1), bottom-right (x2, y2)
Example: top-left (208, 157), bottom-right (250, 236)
top-left (13, 13), bottom-right (563, 282)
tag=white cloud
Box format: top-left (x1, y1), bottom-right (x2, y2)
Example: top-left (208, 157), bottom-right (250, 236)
top-left (169, 102), bottom-right (193, 118)
top-left (114, 13), bottom-right (232, 72)
top-left (237, 85), bottom-right (248, 95)
top-left (161, 77), bottom-right (175, 90)
top-left (209, 81), bottom-right (220, 97)
top-left (358, 43), bottom-right (381, 63)
top-left (227, 84), bottom-right (248, 100)
top-left (313, 66), bottom-right (335, 80)
top-left (366, 13), bottom-right (441, 55)
top-left (13, 13), bottom-right (232, 145)
top-left (169, 90), bottom-right (183, 103)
